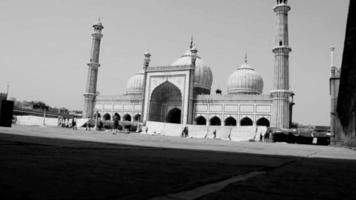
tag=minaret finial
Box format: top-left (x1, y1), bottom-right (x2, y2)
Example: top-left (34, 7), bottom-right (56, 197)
top-left (244, 53), bottom-right (248, 63)
top-left (330, 45), bottom-right (335, 67)
top-left (190, 35), bottom-right (194, 49)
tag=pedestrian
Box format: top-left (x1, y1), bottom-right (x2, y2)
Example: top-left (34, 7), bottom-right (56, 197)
top-left (213, 129), bottom-right (217, 139)
top-left (184, 126), bottom-right (188, 137)
top-left (72, 118), bottom-right (77, 130)
top-left (113, 115), bottom-right (119, 135)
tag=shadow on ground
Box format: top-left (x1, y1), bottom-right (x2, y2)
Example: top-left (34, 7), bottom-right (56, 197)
top-left (0, 132), bottom-right (355, 200)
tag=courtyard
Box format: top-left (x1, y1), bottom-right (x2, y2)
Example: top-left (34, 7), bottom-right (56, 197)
top-left (0, 125), bottom-right (356, 199)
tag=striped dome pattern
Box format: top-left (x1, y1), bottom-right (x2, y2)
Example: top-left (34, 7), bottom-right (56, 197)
top-left (227, 63), bottom-right (263, 95)
top-left (126, 70), bottom-right (144, 95)
top-left (171, 49), bottom-right (213, 91)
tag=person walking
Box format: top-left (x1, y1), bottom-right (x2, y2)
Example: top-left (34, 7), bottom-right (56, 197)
top-left (113, 115), bottom-right (119, 135)
top-left (72, 118), bottom-right (77, 130)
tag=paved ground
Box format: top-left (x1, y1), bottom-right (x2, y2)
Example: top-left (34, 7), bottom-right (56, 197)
top-left (0, 125), bottom-right (356, 199)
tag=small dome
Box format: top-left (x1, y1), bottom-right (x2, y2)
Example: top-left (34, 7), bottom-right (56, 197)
top-left (126, 70), bottom-right (144, 95)
top-left (226, 62), bottom-right (263, 95)
top-left (171, 49), bottom-right (213, 91)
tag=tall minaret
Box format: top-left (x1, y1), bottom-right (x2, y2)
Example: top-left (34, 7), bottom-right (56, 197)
top-left (271, 0), bottom-right (293, 128)
top-left (329, 46), bottom-right (343, 143)
top-left (83, 20), bottom-right (104, 118)
top-left (141, 49), bottom-right (151, 122)
top-left (188, 38), bottom-right (197, 124)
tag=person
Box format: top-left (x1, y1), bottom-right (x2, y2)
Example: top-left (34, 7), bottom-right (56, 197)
top-left (213, 129), bottom-right (217, 139)
top-left (113, 115), bottom-right (119, 135)
top-left (184, 126), bottom-right (188, 137)
top-left (72, 118), bottom-right (77, 130)
top-left (182, 126), bottom-right (188, 138)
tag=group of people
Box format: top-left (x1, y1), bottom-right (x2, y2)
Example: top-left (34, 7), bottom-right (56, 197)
top-left (58, 117), bottom-right (77, 130)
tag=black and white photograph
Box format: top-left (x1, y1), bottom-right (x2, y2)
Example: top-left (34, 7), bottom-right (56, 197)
top-left (1, 0), bottom-right (356, 199)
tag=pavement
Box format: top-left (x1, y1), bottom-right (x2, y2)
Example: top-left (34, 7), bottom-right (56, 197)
top-left (0, 125), bottom-right (356, 199)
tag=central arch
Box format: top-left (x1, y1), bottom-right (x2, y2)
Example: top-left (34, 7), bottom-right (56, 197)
top-left (166, 108), bottom-right (181, 123)
top-left (149, 81), bottom-right (182, 123)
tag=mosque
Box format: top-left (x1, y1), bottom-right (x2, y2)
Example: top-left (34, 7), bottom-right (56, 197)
top-left (83, 0), bottom-right (294, 132)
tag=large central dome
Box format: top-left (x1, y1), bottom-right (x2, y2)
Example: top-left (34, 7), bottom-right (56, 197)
top-left (171, 48), bottom-right (213, 92)
top-left (226, 62), bottom-right (264, 95)
top-left (126, 69), bottom-right (144, 95)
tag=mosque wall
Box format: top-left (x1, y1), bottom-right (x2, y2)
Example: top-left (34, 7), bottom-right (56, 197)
top-left (193, 97), bottom-right (272, 126)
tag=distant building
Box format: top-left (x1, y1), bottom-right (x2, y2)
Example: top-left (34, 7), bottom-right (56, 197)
top-left (84, 0), bottom-right (295, 130)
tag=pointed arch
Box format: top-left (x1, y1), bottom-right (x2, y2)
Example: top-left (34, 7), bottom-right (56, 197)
top-left (195, 116), bottom-right (207, 125)
top-left (224, 117), bottom-right (237, 126)
top-left (149, 81), bottom-right (182, 123)
top-left (113, 113), bottom-right (121, 121)
top-left (103, 113), bottom-right (111, 121)
top-left (240, 117), bottom-right (253, 126)
top-left (123, 114), bottom-right (131, 122)
top-left (210, 116), bottom-right (221, 126)
top-left (133, 114), bottom-right (141, 122)
top-left (94, 112), bottom-right (101, 119)
top-left (166, 108), bottom-right (181, 124)
top-left (256, 117), bottom-right (270, 127)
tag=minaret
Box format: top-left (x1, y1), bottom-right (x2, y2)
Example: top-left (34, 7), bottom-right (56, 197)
top-left (270, 0), bottom-right (293, 128)
top-left (83, 20), bottom-right (104, 118)
top-left (187, 37), bottom-right (197, 124)
top-left (141, 49), bottom-right (151, 122)
top-left (329, 46), bottom-right (342, 143)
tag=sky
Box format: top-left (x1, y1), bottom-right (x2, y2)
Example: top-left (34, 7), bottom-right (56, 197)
top-left (0, 0), bottom-right (350, 126)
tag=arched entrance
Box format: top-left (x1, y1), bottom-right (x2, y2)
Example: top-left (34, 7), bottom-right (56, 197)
top-left (133, 114), bottom-right (141, 122)
top-left (103, 113), bottom-right (111, 121)
top-left (256, 117), bottom-right (270, 127)
top-left (149, 81), bottom-right (182, 123)
top-left (240, 117), bottom-right (253, 126)
top-left (123, 114), bottom-right (131, 122)
top-left (166, 108), bottom-right (181, 124)
top-left (210, 116), bottom-right (221, 126)
top-left (94, 112), bottom-right (101, 119)
top-left (114, 113), bottom-right (121, 121)
top-left (196, 116), bottom-right (207, 125)
top-left (225, 117), bottom-right (237, 126)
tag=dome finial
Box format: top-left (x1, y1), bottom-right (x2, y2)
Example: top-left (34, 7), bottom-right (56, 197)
top-left (244, 53), bottom-right (248, 63)
top-left (190, 35), bottom-right (194, 49)
top-left (144, 48), bottom-right (151, 57)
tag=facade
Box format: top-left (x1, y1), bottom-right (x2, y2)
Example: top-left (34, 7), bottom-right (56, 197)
top-left (335, 0), bottom-right (356, 143)
top-left (87, 0), bottom-right (294, 129)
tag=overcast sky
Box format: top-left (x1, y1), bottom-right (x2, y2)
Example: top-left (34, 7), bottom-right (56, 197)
top-left (0, 0), bottom-right (349, 125)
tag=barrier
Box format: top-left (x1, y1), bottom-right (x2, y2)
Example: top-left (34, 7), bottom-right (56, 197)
top-left (16, 115), bottom-right (58, 126)
top-left (206, 126), bottom-right (231, 140)
top-left (77, 118), bottom-right (89, 128)
top-left (216, 126), bottom-right (232, 140)
top-left (187, 125), bottom-right (208, 138)
top-left (146, 121), bottom-right (165, 135)
top-left (230, 126), bottom-right (257, 141)
top-left (145, 121), bottom-right (267, 142)
top-left (162, 123), bottom-right (183, 137)
top-left (256, 126), bottom-right (267, 140)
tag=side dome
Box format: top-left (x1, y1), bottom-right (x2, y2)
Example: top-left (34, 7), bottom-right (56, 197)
top-left (226, 62), bottom-right (264, 95)
top-left (171, 49), bottom-right (213, 92)
top-left (126, 70), bottom-right (144, 95)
